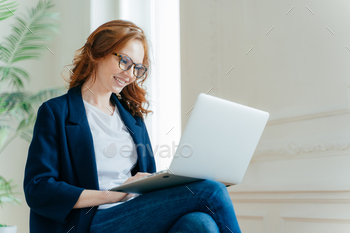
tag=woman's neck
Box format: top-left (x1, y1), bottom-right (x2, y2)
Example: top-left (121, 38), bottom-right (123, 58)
top-left (81, 80), bottom-right (115, 115)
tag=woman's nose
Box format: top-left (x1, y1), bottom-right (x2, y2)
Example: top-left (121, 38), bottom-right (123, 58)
top-left (124, 66), bottom-right (134, 78)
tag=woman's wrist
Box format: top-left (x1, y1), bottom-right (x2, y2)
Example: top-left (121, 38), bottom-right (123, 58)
top-left (120, 193), bottom-right (135, 202)
top-left (103, 190), bottom-right (128, 204)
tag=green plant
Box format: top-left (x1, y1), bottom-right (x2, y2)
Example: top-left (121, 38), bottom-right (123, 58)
top-left (0, 176), bottom-right (21, 207)
top-left (0, 0), bottom-right (65, 153)
top-left (0, 0), bottom-right (64, 226)
top-left (0, 175), bottom-right (21, 226)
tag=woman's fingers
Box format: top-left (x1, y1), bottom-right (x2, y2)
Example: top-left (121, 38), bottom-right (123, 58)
top-left (135, 172), bottom-right (151, 177)
top-left (123, 172), bottom-right (152, 184)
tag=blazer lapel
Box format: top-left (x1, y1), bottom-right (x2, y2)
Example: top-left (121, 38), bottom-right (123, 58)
top-left (110, 94), bottom-right (143, 152)
top-left (65, 85), bottom-right (99, 190)
top-left (65, 85), bottom-right (145, 190)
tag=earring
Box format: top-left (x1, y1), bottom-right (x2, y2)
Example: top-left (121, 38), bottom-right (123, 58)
top-left (116, 93), bottom-right (122, 99)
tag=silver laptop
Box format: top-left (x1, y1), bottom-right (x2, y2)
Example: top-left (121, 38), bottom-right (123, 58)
top-left (111, 93), bottom-right (269, 194)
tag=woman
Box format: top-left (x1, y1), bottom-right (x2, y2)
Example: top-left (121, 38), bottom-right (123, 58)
top-left (23, 20), bottom-right (241, 233)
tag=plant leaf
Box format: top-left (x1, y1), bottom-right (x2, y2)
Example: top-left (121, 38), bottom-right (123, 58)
top-left (0, 176), bottom-right (21, 208)
top-left (0, 66), bottom-right (30, 89)
top-left (0, 0), bottom-right (60, 91)
top-left (0, 125), bottom-right (9, 149)
top-left (0, 0), bottom-right (18, 21)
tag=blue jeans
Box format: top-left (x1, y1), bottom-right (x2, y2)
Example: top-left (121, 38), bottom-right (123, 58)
top-left (89, 179), bottom-right (241, 233)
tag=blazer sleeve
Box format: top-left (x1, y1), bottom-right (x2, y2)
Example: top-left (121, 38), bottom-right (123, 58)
top-left (23, 102), bottom-right (84, 225)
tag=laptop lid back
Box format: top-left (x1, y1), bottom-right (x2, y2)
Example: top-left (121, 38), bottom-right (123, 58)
top-left (169, 93), bottom-right (269, 185)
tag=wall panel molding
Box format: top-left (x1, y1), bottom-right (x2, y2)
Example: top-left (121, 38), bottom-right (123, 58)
top-left (229, 190), bottom-right (350, 204)
top-left (282, 216), bottom-right (350, 224)
top-left (253, 136), bottom-right (350, 161)
top-left (236, 210), bottom-right (268, 219)
top-left (267, 109), bottom-right (350, 126)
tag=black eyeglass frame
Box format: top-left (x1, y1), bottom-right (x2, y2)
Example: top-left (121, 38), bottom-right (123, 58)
top-left (113, 53), bottom-right (148, 79)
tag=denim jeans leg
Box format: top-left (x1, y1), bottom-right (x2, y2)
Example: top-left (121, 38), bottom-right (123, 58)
top-left (167, 212), bottom-right (220, 233)
top-left (89, 179), bottom-right (241, 233)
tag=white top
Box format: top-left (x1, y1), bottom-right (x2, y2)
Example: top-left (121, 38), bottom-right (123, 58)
top-left (83, 99), bottom-right (139, 210)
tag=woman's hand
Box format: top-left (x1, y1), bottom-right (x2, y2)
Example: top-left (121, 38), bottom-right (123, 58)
top-left (102, 172), bottom-right (151, 205)
top-left (122, 172), bottom-right (152, 185)
top-left (120, 193), bottom-right (139, 202)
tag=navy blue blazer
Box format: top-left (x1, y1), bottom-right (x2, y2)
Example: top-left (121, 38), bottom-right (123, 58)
top-left (23, 84), bottom-right (156, 233)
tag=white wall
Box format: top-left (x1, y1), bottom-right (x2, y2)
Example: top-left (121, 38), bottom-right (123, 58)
top-left (0, 1), bottom-right (90, 232)
top-left (180, 0), bottom-right (350, 232)
top-left (90, 0), bottom-right (118, 33)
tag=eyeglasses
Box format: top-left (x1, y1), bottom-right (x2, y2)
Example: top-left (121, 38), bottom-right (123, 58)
top-left (113, 53), bottom-right (148, 79)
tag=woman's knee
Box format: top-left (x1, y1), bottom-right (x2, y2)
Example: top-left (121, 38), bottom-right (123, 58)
top-left (190, 179), bottom-right (228, 197)
top-left (202, 179), bottom-right (226, 190)
top-left (168, 212), bottom-right (219, 233)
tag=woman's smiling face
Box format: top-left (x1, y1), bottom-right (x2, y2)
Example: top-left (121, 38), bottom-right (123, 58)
top-left (94, 39), bottom-right (145, 94)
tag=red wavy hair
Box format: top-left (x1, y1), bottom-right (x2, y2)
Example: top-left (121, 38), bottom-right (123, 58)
top-left (63, 20), bottom-right (153, 119)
